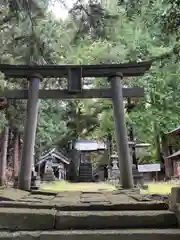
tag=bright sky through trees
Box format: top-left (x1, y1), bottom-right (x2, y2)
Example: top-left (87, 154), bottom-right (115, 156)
top-left (49, 0), bottom-right (76, 19)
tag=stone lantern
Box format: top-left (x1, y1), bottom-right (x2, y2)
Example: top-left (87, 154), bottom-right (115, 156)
top-left (110, 153), bottom-right (120, 180)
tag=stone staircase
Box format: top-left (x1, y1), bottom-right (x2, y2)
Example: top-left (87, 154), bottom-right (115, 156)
top-left (78, 163), bottom-right (93, 182)
top-left (43, 167), bottom-right (55, 182)
top-left (0, 203), bottom-right (180, 239)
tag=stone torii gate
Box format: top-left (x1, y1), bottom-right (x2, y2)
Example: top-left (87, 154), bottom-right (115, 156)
top-left (0, 61), bottom-right (151, 190)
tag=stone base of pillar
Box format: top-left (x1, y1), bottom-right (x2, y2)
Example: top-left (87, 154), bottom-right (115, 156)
top-left (169, 187), bottom-right (180, 211)
top-left (31, 176), bottom-right (41, 190)
top-left (13, 176), bottom-right (19, 188)
top-left (14, 175), bottom-right (41, 190)
top-left (169, 187), bottom-right (180, 227)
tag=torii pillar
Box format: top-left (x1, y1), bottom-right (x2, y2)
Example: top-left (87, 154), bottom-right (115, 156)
top-left (108, 74), bottom-right (134, 189)
top-left (19, 74), bottom-right (41, 190)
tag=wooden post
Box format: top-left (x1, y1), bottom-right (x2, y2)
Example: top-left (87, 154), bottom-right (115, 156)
top-left (19, 74), bottom-right (41, 190)
top-left (109, 74), bottom-right (133, 189)
top-left (0, 126), bottom-right (9, 186)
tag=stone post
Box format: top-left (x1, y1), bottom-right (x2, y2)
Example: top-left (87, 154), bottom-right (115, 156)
top-left (107, 166), bottom-right (111, 179)
top-left (19, 74), bottom-right (41, 190)
top-left (108, 74), bottom-right (133, 189)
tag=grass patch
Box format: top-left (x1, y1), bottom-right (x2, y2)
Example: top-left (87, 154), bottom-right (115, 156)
top-left (142, 183), bottom-right (180, 195)
top-left (41, 181), bottom-right (116, 192)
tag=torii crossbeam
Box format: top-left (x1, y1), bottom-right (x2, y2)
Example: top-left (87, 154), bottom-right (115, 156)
top-left (0, 61), bottom-right (151, 190)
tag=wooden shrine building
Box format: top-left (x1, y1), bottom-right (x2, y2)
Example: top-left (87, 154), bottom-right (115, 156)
top-left (72, 140), bottom-right (106, 182)
top-left (35, 149), bottom-right (70, 181)
top-left (162, 127), bottom-right (180, 179)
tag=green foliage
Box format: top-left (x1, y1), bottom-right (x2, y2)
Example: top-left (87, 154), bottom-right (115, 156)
top-left (2, 0), bottom-right (180, 164)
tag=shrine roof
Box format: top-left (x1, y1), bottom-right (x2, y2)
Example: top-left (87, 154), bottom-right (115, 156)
top-left (37, 148), bottom-right (70, 165)
top-left (165, 126), bottom-right (180, 137)
top-left (166, 149), bottom-right (180, 160)
top-left (74, 140), bottom-right (106, 151)
top-left (135, 143), bottom-right (151, 148)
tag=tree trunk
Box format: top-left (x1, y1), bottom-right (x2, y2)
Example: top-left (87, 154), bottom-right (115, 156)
top-left (107, 132), bottom-right (112, 166)
top-left (0, 126), bottom-right (9, 186)
top-left (12, 130), bottom-right (20, 178)
top-left (161, 134), bottom-right (172, 179)
top-left (129, 126), bottom-right (137, 168)
top-left (153, 122), bottom-right (161, 162)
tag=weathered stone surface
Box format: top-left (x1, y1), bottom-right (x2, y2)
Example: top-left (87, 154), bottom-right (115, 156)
top-left (31, 190), bottom-right (57, 196)
top-left (0, 201), bottom-right (53, 209)
top-left (175, 203), bottom-right (180, 227)
top-left (112, 188), bottom-right (141, 195)
top-left (0, 208), bottom-right (56, 230)
top-left (1, 230), bottom-right (180, 240)
top-left (54, 202), bottom-right (168, 211)
top-left (40, 229), bottom-right (180, 240)
top-left (104, 192), bottom-right (136, 203)
top-left (169, 187), bottom-right (180, 211)
top-left (0, 188), bottom-right (30, 201)
top-left (56, 191), bottom-right (81, 198)
top-left (0, 200), bottom-right (168, 211)
top-left (18, 199), bottom-right (43, 203)
top-left (0, 231), bottom-right (40, 239)
top-left (80, 192), bottom-right (110, 204)
top-left (52, 197), bottom-right (80, 205)
top-left (55, 210), bottom-right (177, 229)
top-left (25, 194), bottom-right (55, 200)
top-left (52, 192), bottom-right (81, 205)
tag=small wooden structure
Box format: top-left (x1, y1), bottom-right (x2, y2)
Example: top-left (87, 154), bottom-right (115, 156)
top-left (73, 140), bottom-right (106, 182)
top-left (35, 148), bottom-right (70, 181)
top-left (162, 127), bottom-right (180, 179)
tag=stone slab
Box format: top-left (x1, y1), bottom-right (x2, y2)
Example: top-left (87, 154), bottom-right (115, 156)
top-left (18, 199), bottom-right (44, 203)
top-left (56, 191), bottom-right (81, 198)
top-left (0, 200), bottom-right (168, 210)
top-left (0, 231), bottom-right (40, 239)
top-left (104, 192), bottom-right (136, 204)
top-left (0, 230), bottom-right (180, 240)
top-left (53, 192), bottom-right (81, 205)
top-left (31, 190), bottom-right (57, 196)
top-left (40, 229), bottom-right (180, 240)
top-left (129, 194), bottom-right (153, 202)
top-left (0, 208), bottom-right (56, 230)
top-left (0, 188), bottom-right (30, 201)
top-left (0, 201), bottom-right (54, 209)
top-left (23, 195), bottom-right (55, 200)
top-left (112, 188), bottom-right (141, 194)
top-left (55, 210), bottom-right (177, 229)
top-left (80, 192), bottom-right (110, 204)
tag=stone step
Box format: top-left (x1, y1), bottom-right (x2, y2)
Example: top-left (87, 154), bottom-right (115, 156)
top-left (1, 229), bottom-right (180, 240)
top-left (55, 210), bottom-right (177, 229)
top-left (0, 208), bottom-right (177, 230)
top-left (0, 201), bottom-right (168, 211)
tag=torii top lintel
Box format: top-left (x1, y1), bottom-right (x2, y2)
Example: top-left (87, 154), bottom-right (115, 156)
top-left (0, 61), bottom-right (151, 78)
